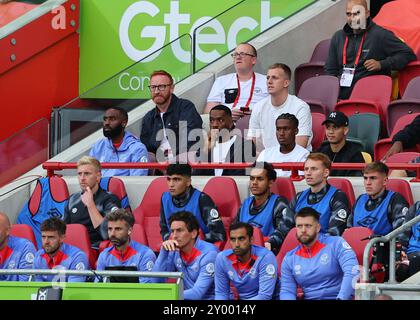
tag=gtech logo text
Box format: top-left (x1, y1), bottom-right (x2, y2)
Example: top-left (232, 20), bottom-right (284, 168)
top-left (119, 0), bottom-right (282, 64)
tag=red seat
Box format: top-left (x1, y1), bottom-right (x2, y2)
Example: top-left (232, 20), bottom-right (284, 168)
top-left (10, 224), bottom-right (37, 250)
top-left (100, 177), bottom-right (131, 212)
top-left (386, 152), bottom-right (420, 164)
top-left (270, 177), bottom-right (296, 202)
top-left (335, 75), bottom-right (392, 125)
top-left (276, 227), bottom-right (299, 272)
top-left (328, 177), bottom-right (356, 208)
top-left (311, 112), bottom-right (326, 150)
top-left (374, 113), bottom-right (420, 160)
top-left (64, 224), bottom-right (97, 268)
top-left (202, 177), bottom-right (241, 222)
top-left (133, 177), bottom-right (168, 252)
top-left (223, 226), bottom-right (265, 250)
top-left (342, 227), bottom-right (374, 265)
top-left (398, 61), bottom-right (420, 97)
top-left (297, 75), bottom-right (339, 115)
top-left (386, 178), bottom-right (414, 206)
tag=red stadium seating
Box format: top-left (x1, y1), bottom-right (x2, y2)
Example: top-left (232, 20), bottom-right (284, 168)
top-left (10, 224), bottom-right (37, 250)
top-left (133, 177), bottom-right (168, 252)
top-left (374, 113), bottom-right (420, 160)
top-left (64, 224), bottom-right (97, 268)
top-left (100, 176), bottom-right (131, 212)
top-left (398, 61), bottom-right (420, 97)
top-left (386, 178), bottom-right (414, 206)
top-left (328, 177), bottom-right (356, 208)
top-left (276, 227), bottom-right (299, 271)
top-left (342, 227), bottom-right (374, 265)
top-left (270, 177), bottom-right (296, 202)
top-left (335, 75), bottom-right (392, 124)
top-left (311, 112), bottom-right (326, 150)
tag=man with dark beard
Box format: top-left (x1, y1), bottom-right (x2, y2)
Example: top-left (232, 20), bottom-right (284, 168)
top-left (90, 106), bottom-right (148, 176)
top-left (280, 207), bottom-right (359, 300)
top-left (33, 217), bottom-right (89, 282)
top-left (96, 209), bottom-right (156, 283)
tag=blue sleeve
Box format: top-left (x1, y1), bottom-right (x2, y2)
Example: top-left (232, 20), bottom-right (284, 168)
top-left (68, 251), bottom-right (89, 282)
top-left (17, 242), bottom-right (36, 282)
top-left (335, 238), bottom-right (360, 300)
top-left (152, 249), bottom-right (175, 283)
top-left (214, 253), bottom-right (231, 300)
top-left (247, 253), bottom-right (278, 300)
top-left (33, 253), bottom-right (44, 282)
top-left (139, 249), bottom-right (157, 283)
top-left (89, 146), bottom-right (96, 158)
top-left (279, 254), bottom-right (297, 300)
top-left (184, 251), bottom-right (217, 300)
top-left (130, 144), bottom-right (149, 176)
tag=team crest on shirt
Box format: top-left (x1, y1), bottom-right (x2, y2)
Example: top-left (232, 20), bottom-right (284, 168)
top-left (254, 87), bottom-right (262, 94)
top-left (176, 258), bottom-right (183, 269)
top-left (265, 264), bottom-right (275, 276)
top-left (249, 267), bottom-right (257, 279)
top-left (342, 241), bottom-right (352, 250)
top-left (320, 253), bottom-right (329, 265)
top-left (209, 209), bottom-right (219, 219)
top-left (75, 262), bottom-right (85, 271)
top-left (294, 265), bottom-right (301, 275)
top-left (337, 209), bottom-right (347, 219)
top-left (228, 270), bottom-right (234, 280)
top-left (402, 207), bottom-right (408, 215)
top-left (72, 208), bottom-right (78, 214)
top-left (205, 263), bottom-right (215, 275)
top-left (25, 252), bottom-right (34, 264)
top-left (140, 155), bottom-right (148, 163)
top-left (7, 261), bottom-right (16, 269)
top-left (146, 260), bottom-right (154, 271)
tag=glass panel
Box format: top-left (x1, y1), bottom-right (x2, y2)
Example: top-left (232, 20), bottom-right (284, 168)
top-left (192, 0), bottom-right (317, 72)
top-left (0, 118), bottom-right (49, 188)
top-left (52, 34), bottom-right (192, 155)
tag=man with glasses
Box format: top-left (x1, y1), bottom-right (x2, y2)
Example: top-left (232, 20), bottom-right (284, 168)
top-left (205, 43), bottom-right (268, 121)
top-left (140, 70), bottom-right (203, 161)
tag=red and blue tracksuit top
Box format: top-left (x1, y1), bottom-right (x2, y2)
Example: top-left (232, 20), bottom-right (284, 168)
top-left (0, 236), bottom-right (36, 282)
top-left (280, 233), bottom-right (359, 300)
top-left (215, 245), bottom-right (278, 300)
top-left (153, 238), bottom-right (218, 300)
top-left (96, 240), bottom-right (156, 283)
top-left (33, 243), bottom-right (89, 283)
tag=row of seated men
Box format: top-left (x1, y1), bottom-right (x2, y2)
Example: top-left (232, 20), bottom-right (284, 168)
top-left (4, 156), bottom-right (420, 298)
top-left (90, 0), bottom-right (417, 172)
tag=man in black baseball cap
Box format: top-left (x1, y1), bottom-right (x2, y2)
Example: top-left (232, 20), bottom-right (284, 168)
top-left (316, 111), bottom-right (364, 176)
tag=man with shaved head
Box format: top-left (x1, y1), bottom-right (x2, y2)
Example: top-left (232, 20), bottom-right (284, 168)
top-left (325, 0), bottom-right (416, 99)
top-left (0, 212), bottom-right (37, 281)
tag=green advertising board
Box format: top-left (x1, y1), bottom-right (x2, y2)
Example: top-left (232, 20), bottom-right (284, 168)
top-left (79, 0), bottom-right (316, 99)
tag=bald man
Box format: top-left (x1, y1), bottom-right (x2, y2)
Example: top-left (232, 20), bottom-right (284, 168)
top-left (325, 0), bottom-right (416, 99)
top-left (0, 212), bottom-right (37, 281)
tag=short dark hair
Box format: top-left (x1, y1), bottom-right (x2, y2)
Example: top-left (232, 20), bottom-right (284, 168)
top-left (41, 217), bottom-right (66, 236)
top-left (210, 104), bottom-right (232, 118)
top-left (150, 70), bottom-right (174, 85)
top-left (306, 153), bottom-right (332, 170)
top-left (295, 207), bottom-right (320, 222)
top-left (276, 113), bottom-right (299, 129)
top-left (167, 163), bottom-right (192, 177)
top-left (251, 161), bottom-right (277, 181)
top-left (106, 208), bottom-right (134, 228)
top-left (229, 222), bottom-right (253, 238)
top-left (363, 161), bottom-right (389, 176)
top-left (106, 106), bottom-right (128, 122)
top-left (268, 63), bottom-right (292, 80)
top-left (238, 42), bottom-right (257, 57)
top-left (169, 211), bottom-right (199, 233)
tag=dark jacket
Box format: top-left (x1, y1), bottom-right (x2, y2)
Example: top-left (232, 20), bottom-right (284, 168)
top-left (392, 115), bottom-right (420, 149)
top-left (325, 17), bottom-right (416, 99)
top-left (316, 140), bottom-right (364, 176)
top-left (140, 94), bottom-right (203, 156)
top-left (194, 132), bottom-right (256, 176)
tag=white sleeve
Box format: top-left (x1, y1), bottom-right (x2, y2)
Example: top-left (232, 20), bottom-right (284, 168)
top-left (257, 149), bottom-right (266, 161)
top-left (247, 100), bottom-right (263, 139)
top-left (295, 101), bottom-right (312, 137)
top-left (207, 77), bottom-right (224, 103)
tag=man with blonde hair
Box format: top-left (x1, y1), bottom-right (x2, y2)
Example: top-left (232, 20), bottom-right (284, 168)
top-left (64, 156), bottom-right (121, 248)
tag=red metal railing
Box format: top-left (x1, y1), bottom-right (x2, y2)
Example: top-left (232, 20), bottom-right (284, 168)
top-left (42, 162), bottom-right (420, 182)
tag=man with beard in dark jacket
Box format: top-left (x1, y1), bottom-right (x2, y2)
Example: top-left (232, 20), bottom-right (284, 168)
top-left (325, 0), bottom-right (416, 99)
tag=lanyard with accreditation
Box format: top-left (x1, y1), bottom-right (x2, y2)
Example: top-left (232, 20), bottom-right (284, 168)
top-left (232, 72), bottom-right (256, 110)
top-left (340, 32), bottom-right (367, 87)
